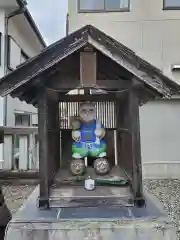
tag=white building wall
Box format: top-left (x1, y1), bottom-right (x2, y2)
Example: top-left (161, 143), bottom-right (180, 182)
top-left (68, 0), bottom-right (180, 178)
top-left (6, 18), bottom-right (40, 127)
top-left (0, 6), bottom-right (40, 169)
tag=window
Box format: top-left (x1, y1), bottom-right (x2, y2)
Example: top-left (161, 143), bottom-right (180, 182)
top-left (78, 0), bottom-right (129, 12)
top-left (7, 36), bottom-right (29, 70)
top-left (7, 36), bottom-right (21, 70)
top-left (163, 0), bottom-right (180, 9)
top-left (172, 64), bottom-right (180, 81)
top-left (15, 114), bottom-right (30, 126)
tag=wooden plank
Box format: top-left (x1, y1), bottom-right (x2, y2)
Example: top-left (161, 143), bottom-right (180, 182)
top-left (58, 94), bottom-right (117, 102)
top-left (50, 79), bottom-right (132, 90)
top-left (88, 36), bottom-right (171, 97)
top-left (49, 182), bottom-right (133, 208)
top-left (53, 166), bottom-right (127, 185)
top-left (80, 51), bottom-right (97, 87)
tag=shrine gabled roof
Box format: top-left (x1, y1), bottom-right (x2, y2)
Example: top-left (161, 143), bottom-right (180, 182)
top-left (0, 24), bottom-right (179, 100)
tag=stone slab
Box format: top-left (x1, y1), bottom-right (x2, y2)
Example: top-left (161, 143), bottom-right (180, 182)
top-left (4, 186), bottom-right (177, 240)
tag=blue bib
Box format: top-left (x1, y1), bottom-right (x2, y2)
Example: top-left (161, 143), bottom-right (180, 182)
top-left (80, 120), bottom-right (96, 143)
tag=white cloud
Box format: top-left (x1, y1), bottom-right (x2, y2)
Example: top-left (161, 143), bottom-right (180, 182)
top-left (27, 0), bottom-right (68, 45)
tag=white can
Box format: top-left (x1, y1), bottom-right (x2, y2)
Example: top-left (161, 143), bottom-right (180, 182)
top-left (85, 177), bottom-right (95, 191)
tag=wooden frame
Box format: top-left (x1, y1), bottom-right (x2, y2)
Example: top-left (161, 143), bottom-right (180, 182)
top-left (37, 90), bottom-right (145, 208)
top-left (35, 49), bottom-right (146, 208)
top-left (50, 79), bottom-right (132, 91)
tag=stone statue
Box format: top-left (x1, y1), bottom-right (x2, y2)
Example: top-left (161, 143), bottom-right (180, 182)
top-left (70, 102), bottom-right (109, 176)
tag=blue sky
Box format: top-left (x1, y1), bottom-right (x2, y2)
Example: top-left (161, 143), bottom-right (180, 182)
top-left (27, 0), bottom-right (68, 45)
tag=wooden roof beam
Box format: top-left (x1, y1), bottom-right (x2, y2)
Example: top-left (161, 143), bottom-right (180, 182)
top-left (49, 79), bottom-right (132, 90)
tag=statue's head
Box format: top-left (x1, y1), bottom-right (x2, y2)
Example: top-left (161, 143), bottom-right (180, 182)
top-left (79, 102), bottom-right (96, 123)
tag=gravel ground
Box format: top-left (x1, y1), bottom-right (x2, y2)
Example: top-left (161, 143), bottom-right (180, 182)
top-left (2, 180), bottom-right (180, 238)
top-left (2, 184), bottom-right (35, 215)
top-left (144, 179), bottom-right (180, 239)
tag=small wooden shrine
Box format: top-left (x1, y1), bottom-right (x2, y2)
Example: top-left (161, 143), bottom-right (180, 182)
top-left (0, 25), bottom-right (179, 209)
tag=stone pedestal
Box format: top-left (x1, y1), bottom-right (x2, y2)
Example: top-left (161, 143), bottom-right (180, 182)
top-left (5, 186), bottom-right (177, 240)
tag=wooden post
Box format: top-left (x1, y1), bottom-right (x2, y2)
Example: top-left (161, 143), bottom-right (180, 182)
top-left (47, 96), bottom-right (60, 180)
top-left (38, 89), bottom-right (49, 208)
top-left (129, 89), bottom-right (145, 207)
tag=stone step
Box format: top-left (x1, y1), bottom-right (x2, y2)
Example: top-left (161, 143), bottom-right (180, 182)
top-left (5, 218), bottom-right (177, 240)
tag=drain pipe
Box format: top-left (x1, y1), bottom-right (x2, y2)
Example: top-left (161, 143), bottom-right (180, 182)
top-left (3, 6), bottom-right (26, 126)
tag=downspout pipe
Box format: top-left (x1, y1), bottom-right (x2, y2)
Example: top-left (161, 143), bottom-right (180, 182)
top-left (66, 13), bottom-right (69, 36)
top-left (4, 5), bottom-right (26, 126)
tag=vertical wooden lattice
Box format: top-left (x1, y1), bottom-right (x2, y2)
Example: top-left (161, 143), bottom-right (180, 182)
top-left (59, 101), bottom-right (116, 129)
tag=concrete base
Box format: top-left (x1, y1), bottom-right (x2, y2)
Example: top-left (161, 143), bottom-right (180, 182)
top-left (5, 186), bottom-right (177, 240)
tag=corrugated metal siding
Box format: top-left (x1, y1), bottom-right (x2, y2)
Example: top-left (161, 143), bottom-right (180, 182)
top-left (59, 101), bottom-right (116, 129)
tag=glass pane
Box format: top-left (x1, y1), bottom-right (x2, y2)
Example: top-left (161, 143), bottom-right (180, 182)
top-left (79, 0), bottom-right (104, 10)
top-left (15, 136), bottom-right (20, 148)
top-left (165, 0), bottom-right (180, 7)
top-left (105, 0), bottom-right (129, 9)
top-left (20, 55), bottom-right (26, 64)
top-left (22, 115), bottom-right (30, 126)
top-left (15, 114), bottom-right (22, 126)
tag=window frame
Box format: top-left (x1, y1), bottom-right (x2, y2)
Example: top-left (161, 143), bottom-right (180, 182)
top-left (7, 35), bottom-right (14, 71)
top-left (163, 0), bottom-right (180, 10)
top-left (7, 35), bottom-right (30, 70)
top-left (15, 113), bottom-right (30, 127)
top-left (78, 0), bottom-right (130, 13)
top-left (20, 49), bottom-right (29, 63)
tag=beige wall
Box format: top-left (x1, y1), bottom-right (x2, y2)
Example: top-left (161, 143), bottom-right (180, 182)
top-left (68, 0), bottom-right (180, 82)
top-left (140, 100), bottom-right (180, 179)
